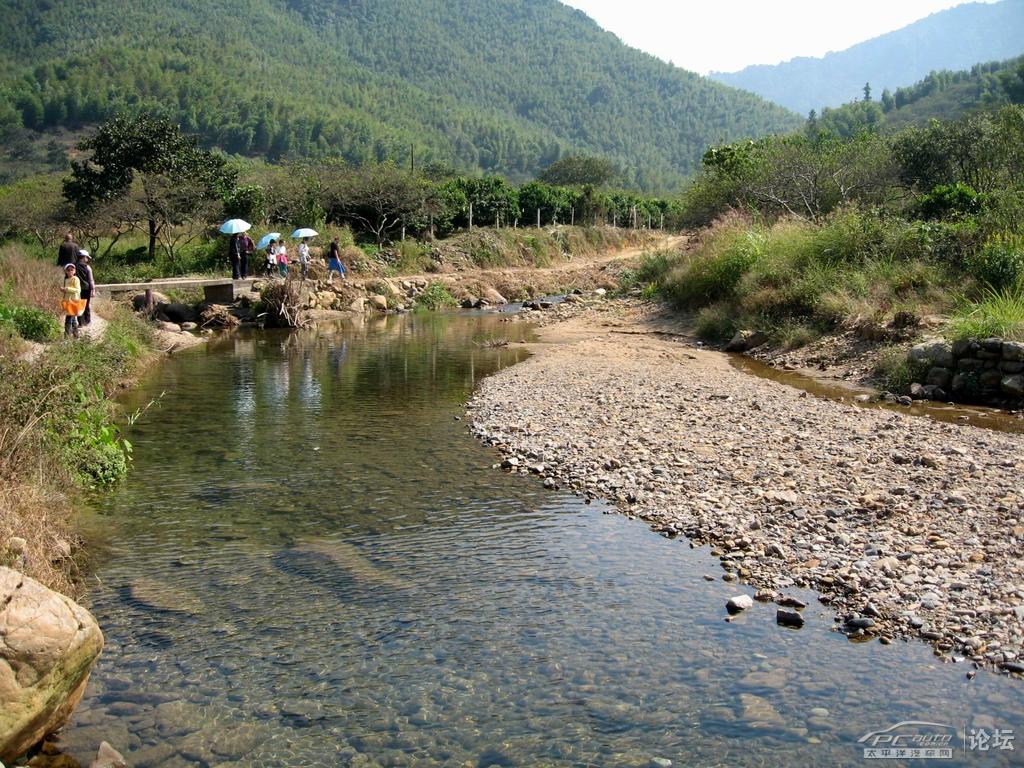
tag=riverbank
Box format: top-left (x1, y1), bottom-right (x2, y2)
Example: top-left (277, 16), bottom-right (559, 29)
top-left (1, 272), bottom-right (166, 600)
top-left (469, 298), bottom-right (1024, 673)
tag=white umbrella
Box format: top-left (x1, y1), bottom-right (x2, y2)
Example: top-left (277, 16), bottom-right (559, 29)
top-left (257, 232), bottom-right (282, 249)
top-left (220, 219), bottom-right (252, 234)
top-left (292, 228), bottom-right (319, 239)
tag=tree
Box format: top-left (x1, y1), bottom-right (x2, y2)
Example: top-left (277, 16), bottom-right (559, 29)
top-left (716, 133), bottom-right (897, 221)
top-left (517, 181), bottom-right (576, 225)
top-left (538, 156), bottom-right (618, 187)
top-left (63, 114), bottom-right (236, 259)
top-left (863, 82), bottom-right (872, 102)
top-left (892, 109), bottom-right (1024, 194)
top-left (0, 174), bottom-right (66, 248)
top-left (440, 177), bottom-right (519, 230)
top-left (880, 88), bottom-right (895, 113)
top-left (330, 163), bottom-right (433, 244)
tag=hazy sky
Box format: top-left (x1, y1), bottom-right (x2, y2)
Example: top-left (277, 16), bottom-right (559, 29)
top-left (561, 1), bottom-right (997, 74)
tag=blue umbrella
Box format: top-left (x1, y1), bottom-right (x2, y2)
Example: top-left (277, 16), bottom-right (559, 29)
top-left (219, 219), bottom-right (252, 235)
top-left (292, 228), bottom-right (319, 239)
top-left (257, 232), bottom-right (282, 250)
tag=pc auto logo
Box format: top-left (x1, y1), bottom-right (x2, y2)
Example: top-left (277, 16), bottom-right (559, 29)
top-left (858, 721), bottom-right (956, 760)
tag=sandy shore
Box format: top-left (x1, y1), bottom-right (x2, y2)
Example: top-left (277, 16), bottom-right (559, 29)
top-left (469, 299), bottom-right (1024, 673)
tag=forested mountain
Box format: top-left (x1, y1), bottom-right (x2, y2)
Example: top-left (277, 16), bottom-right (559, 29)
top-left (811, 54), bottom-right (1024, 138)
top-left (710, 0), bottom-right (1024, 116)
top-left (0, 0), bottom-right (800, 190)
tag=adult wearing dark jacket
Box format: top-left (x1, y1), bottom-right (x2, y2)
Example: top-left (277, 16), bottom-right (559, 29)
top-left (239, 232), bottom-right (255, 279)
top-left (76, 250), bottom-right (95, 326)
top-left (228, 233), bottom-right (243, 280)
top-left (57, 233), bottom-right (79, 268)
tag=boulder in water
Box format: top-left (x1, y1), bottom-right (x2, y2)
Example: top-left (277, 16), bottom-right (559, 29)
top-left (0, 567), bottom-right (104, 763)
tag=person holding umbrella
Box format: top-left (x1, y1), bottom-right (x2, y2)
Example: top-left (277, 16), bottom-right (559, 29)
top-left (220, 219), bottom-right (252, 279)
top-left (256, 233), bottom-right (281, 277)
top-left (240, 231), bottom-right (255, 279)
top-left (227, 233), bottom-right (243, 279)
top-left (297, 238), bottom-right (311, 278)
top-left (291, 228), bottom-right (318, 280)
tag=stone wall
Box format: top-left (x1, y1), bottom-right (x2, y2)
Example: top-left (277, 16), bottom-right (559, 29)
top-left (908, 337), bottom-right (1024, 406)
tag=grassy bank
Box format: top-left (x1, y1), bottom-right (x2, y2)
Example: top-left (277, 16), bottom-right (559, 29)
top-left (0, 246), bottom-right (156, 596)
top-left (628, 209), bottom-right (1024, 349)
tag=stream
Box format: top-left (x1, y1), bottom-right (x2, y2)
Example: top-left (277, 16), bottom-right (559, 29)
top-left (65, 312), bottom-right (1024, 767)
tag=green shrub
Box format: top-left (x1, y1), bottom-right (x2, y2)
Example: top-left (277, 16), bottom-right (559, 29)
top-left (915, 183), bottom-right (982, 220)
top-left (965, 234), bottom-right (1024, 290)
top-left (912, 220), bottom-right (981, 265)
top-left (619, 249), bottom-right (676, 292)
top-left (694, 303), bottom-right (738, 341)
top-left (874, 347), bottom-right (928, 393)
top-left (36, 306), bottom-right (154, 485)
top-left (0, 298), bottom-right (60, 341)
top-left (414, 282), bottom-right (457, 311)
top-left (62, 389), bottom-right (130, 487)
top-left (664, 227), bottom-right (763, 309)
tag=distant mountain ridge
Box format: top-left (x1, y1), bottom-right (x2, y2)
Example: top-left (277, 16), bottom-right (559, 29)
top-left (0, 0), bottom-right (801, 190)
top-left (809, 54), bottom-right (1024, 138)
top-left (710, 0), bottom-right (1024, 115)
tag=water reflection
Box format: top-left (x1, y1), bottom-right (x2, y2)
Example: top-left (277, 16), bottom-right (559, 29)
top-left (65, 313), bottom-right (1024, 767)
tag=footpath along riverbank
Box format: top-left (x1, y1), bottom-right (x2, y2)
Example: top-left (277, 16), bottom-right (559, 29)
top-left (469, 299), bottom-right (1024, 674)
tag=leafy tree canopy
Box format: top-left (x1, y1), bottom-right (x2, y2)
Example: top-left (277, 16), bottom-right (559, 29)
top-left (538, 156), bottom-right (618, 187)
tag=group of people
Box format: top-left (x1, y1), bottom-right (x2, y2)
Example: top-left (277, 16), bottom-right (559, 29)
top-left (229, 233), bottom-right (348, 284)
top-left (53, 228), bottom-right (350, 340)
top-left (57, 233), bottom-right (95, 338)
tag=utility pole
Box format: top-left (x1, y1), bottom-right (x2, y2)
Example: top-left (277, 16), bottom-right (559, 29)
top-left (570, 207), bottom-right (575, 226)
top-left (410, 144), bottom-right (415, 174)
top-left (468, 202), bottom-right (473, 231)
top-left (537, 208), bottom-right (541, 228)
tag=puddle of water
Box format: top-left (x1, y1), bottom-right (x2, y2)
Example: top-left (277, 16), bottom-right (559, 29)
top-left (730, 354), bottom-right (1024, 435)
top-left (59, 313), bottom-right (1024, 767)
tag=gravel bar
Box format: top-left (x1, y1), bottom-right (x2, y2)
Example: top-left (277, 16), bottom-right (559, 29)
top-left (469, 300), bottom-right (1024, 675)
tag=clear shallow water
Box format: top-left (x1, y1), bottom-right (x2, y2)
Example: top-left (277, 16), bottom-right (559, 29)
top-left (64, 313), bottom-right (1024, 767)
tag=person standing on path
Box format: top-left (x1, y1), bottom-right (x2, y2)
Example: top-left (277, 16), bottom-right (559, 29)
top-left (76, 250), bottom-right (95, 327)
top-left (276, 239), bottom-right (289, 277)
top-left (240, 231), bottom-right (255, 279)
top-left (228, 233), bottom-right (243, 280)
top-left (60, 263), bottom-right (85, 338)
top-left (265, 239), bottom-right (278, 277)
top-left (298, 237), bottom-right (311, 279)
top-left (327, 238), bottom-right (347, 285)
top-left (57, 233), bottom-right (79, 268)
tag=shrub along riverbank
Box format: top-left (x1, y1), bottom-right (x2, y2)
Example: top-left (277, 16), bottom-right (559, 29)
top-left (624, 105), bottom-right (1024, 391)
top-left (0, 247), bottom-right (156, 596)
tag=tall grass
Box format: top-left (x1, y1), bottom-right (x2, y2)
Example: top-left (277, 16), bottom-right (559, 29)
top-left (947, 285), bottom-right (1024, 341)
top-left (660, 210), bottom-right (958, 344)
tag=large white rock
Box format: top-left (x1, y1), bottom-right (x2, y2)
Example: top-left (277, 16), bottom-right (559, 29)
top-left (0, 567), bottom-right (104, 763)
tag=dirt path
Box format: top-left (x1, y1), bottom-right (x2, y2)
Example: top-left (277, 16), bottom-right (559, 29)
top-left (392, 234), bottom-right (687, 286)
top-left (470, 298), bottom-right (1024, 675)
